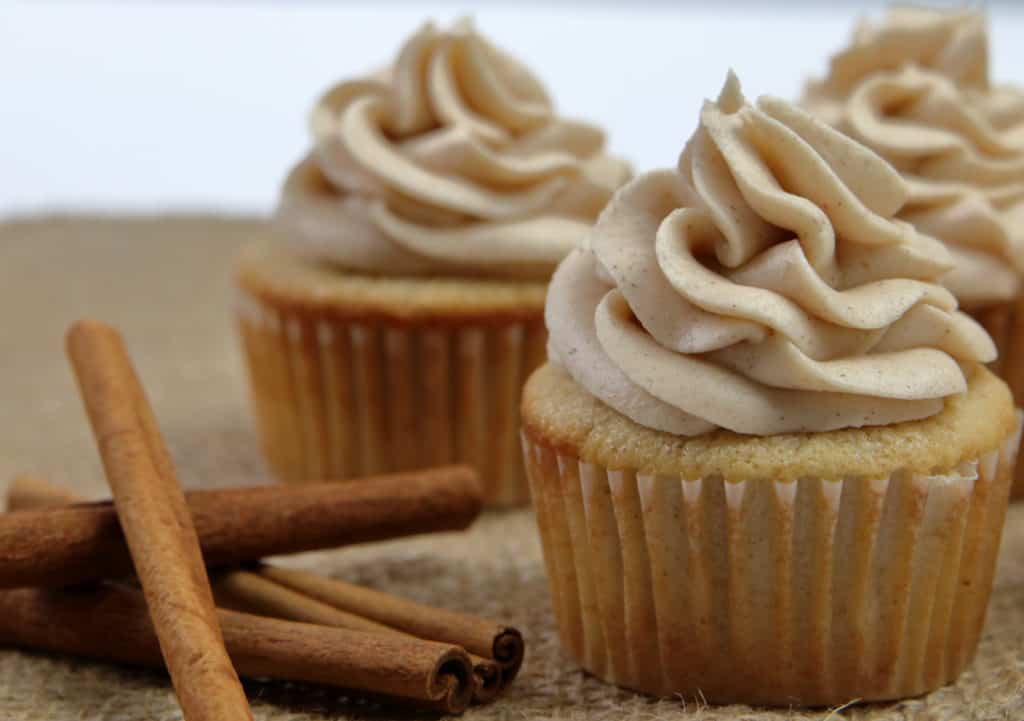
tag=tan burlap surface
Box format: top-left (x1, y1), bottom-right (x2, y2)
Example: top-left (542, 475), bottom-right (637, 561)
top-left (1, 215), bottom-right (1022, 720)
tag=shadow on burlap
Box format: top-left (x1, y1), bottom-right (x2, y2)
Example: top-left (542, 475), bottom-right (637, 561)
top-left (0, 216), bottom-right (1021, 721)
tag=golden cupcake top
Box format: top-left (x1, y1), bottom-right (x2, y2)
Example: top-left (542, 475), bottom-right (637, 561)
top-left (546, 72), bottom-right (995, 438)
top-left (522, 363), bottom-right (1014, 483)
top-left (277, 18), bottom-right (630, 280)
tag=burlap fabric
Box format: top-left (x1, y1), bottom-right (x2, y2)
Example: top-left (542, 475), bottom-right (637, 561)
top-left (0, 216), bottom-right (1022, 720)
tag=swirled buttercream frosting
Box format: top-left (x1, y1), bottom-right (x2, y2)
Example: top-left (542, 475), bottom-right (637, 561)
top-left (277, 18), bottom-right (630, 279)
top-left (838, 67), bottom-right (1024, 307)
top-left (546, 73), bottom-right (996, 437)
top-left (804, 7), bottom-right (989, 127)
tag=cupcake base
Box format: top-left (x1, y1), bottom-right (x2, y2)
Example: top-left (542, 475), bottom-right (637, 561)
top-left (971, 296), bottom-right (1024, 498)
top-left (521, 363), bottom-right (1020, 706)
top-left (236, 242), bottom-right (548, 506)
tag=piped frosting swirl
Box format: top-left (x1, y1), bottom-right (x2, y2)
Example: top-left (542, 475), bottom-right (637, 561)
top-left (277, 19), bottom-right (630, 279)
top-left (547, 73), bottom-right (995, 437)
top-left (841, 67), bottom-right (1024, 307)
top-left (804, 7), bottom-right (989, 127)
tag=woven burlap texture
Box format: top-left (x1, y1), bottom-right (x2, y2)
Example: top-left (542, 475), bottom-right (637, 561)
top-left (0, 216), bottom-right (1022, 721)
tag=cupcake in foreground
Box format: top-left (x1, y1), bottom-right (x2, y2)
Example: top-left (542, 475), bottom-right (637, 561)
top-left (803, 7), bottom-right (1024, 495)
top-left (236, 19), bottom-right (630, 505)
top-left (521, 72), bottom-right (1019, 706)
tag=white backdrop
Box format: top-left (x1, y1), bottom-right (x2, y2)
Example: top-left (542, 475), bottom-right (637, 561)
top-left (2, 1), bottom-right (1022, 217)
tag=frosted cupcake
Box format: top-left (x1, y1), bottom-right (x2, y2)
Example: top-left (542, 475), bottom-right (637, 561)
top-left (804, 8), bottom-right (1024, 494)
top-left (236, 19), bottom-right (630, 505)
top-left (521, 73), bottom-right (1019, 706)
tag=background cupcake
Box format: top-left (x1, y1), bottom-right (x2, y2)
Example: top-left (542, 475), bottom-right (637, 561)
top-left (803, 7), bottom-right (1024, 495)
top-left (522, 73), bottom-right (1018, 706)
top-left (803, 7), bottom-right (990, 126)
top-left (237, 18), bottom-right (630, 505)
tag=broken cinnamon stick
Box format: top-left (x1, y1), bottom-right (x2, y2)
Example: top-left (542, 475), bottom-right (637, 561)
top-left (214, 569), bottom-right (503, 704)
top-left (0, 465), bottom-right (481, 588)
top-left (0, 584), bottom-right (474, 714)
top-left (66, 320), bottom-right (251, 721)
top-left (261, 564), bottom-right (525, 683)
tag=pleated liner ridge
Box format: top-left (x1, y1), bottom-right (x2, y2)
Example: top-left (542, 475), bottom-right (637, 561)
top-left (972, 299), bottom-right (1024, 498)
top-left (522, 419), bottom-right (1022, 707)
top-left (237, 290), bottom-right (546, 506)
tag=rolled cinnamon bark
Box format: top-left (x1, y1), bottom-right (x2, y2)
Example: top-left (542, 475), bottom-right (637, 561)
top-left (6, 478), bottom-right (509, 704)
top-left (214, 569), bottom-right (503, 704)
top-left (214, 569), bottom-right (394, 634)
top-left (66, 320), bottom-right (251, 721)
top-left (0, 465), bottom-right (481, 588)
top-left (0, 584), bottom-right (475, 714)
top-left (260, 565), bottom-right (525, 683)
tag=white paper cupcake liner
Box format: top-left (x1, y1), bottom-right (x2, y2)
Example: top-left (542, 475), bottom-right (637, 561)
top-left (237, 290), bottom-right (546, 506)
top-left (971, 296), bottom-right (1024, 497)
top-left (522, 416), bottom-right (1021, 706)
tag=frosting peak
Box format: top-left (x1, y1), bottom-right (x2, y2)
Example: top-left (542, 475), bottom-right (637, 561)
top-left (548, 73), bottom-right (995, 437)
top-left (277, 19), bottom-right (630, 279)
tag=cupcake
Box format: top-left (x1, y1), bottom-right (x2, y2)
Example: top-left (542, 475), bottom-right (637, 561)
top-left (521, 72), bottom-right (1019, 706)
top-left (803, 9), bottom-right (1024, 495)
top-left (236, 19), bottom-right (630, 505)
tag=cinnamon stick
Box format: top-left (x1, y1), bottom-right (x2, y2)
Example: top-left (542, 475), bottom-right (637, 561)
top-left (214, 569), bottom-right (503, 703)
top-left (0, 465), bottom-right (481, 588)
top-left (0, 584), bottom-right (475, 714)
top-left (261, 564), bottom-right (525, 683)
top-left (7, 478), bottom-right (512, 704)
top-left (66, 320), bottom-right (251, 721)
top-left (213, 569), bottom-right (394, 634)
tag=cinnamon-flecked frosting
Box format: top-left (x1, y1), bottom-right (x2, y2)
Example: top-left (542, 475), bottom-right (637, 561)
top-left (277, 19), bottom-right (631, 279)
top-left (804, 7), bottom-right (989, 127)
top-left (803, 7), bottom-right (1024, 308)
top-left (546, 73), bottom-right (996, 437)
top-left (840, 67), bottom-right (1024, 308)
